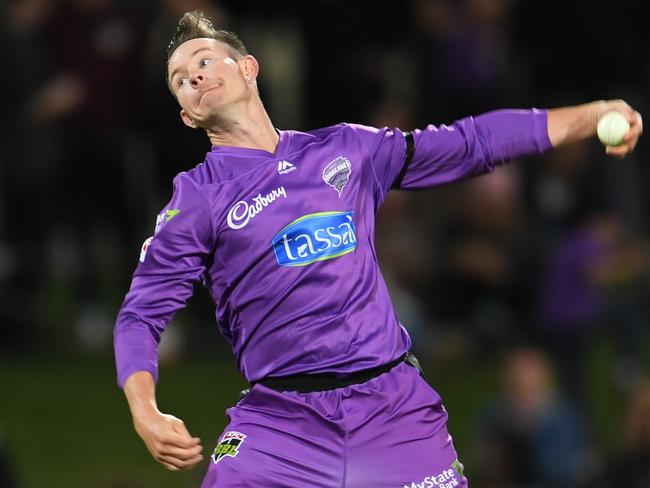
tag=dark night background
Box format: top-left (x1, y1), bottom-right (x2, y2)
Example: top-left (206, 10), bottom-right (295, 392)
top-left (1, 0), bottom-right (649, 486)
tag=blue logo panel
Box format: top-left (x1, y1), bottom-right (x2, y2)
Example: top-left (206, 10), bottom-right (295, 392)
top-left (272, 211), bottom-right (357, 266)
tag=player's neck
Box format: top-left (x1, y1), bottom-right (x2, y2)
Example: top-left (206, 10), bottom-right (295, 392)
top-left (206, 103), bottom-right (279, 154)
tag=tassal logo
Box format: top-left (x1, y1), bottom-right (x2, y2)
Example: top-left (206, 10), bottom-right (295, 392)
top-left (272, 211), bottom-right (357, 266)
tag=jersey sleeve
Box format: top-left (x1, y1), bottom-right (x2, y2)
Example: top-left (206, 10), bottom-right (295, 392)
top-left (113, 174), bottom-right (214, 388)
top-left (346, 123), bottom-right (410, 207)
top-left (395, 109), bottom-right (552, 190)
top-left (352, 109), bottom-right (551, 201)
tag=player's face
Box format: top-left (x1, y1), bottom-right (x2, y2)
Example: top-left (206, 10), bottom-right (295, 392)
top-left (167, 38), bottom-right (250, 129)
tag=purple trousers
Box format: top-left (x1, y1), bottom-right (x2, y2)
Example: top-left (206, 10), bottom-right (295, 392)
top-left (200, 361), bottom-right (468, 487)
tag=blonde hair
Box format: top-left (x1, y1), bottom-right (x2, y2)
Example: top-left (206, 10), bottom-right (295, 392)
top-left (166, 10), bottom-right (247, 63)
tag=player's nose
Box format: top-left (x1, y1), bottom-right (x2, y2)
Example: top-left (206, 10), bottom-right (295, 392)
top-left (190, 73), bottom-right (205, 86)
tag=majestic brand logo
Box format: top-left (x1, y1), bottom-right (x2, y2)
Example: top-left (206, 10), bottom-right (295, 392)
top-left (227, 186), bottom-right (287, 230)
top-left (139, 236), bottom-right (153, 263)
top-left (322, 156), bottom-right (351, 196)
top-left (277, 160), bottom-right (296, 175)
top-left (272, 211), bottom-right (357, 266)
top-left (212, 431), bottom-right (246, 464)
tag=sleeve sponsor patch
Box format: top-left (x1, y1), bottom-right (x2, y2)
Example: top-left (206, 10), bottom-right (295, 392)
top-left (139, 236), bottom-right (153, 262)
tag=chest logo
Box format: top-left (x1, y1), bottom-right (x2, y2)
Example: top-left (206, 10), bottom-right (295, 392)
top-left (227, 186), bottom-right (287, 230)
top-left (277, 160), bottom-right (296, 175)
top-left (322, 156), bottom-right (351, 196)
top-left (272, 211), bottom-right (357, 266)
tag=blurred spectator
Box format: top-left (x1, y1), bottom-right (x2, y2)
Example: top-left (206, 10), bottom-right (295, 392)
top-left (373, 100), bottom-right (435, 356)
top-left (536, 212), bottom-right (648, 401)
top-left (298, 0), bottom-right (413, 127)
top-left (600, 381), bottom-right (650, 487)
top-left (522, 136), bottom-right (639, 243)
top-left (427, 166), bottom-right (536, 360)
top-left (468, 347), bottom-right (592, 487)
top-left (511, 0), bottom-right (648, 104)
top-left (521, 124), bottom-right (648, 406)
top-left (140, 0), bottom-right (231, 191)
top-left (1, 0), bottom-right (60, 349)
top-left (13, 0), bottom-right (146, 352)
top-left (238, 16), bottom-right (306, 130)
top-left (413, 0), bottom-right (520, 123)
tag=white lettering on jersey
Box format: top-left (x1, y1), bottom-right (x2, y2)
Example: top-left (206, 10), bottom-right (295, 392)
top-left (227, 186), bottom-right (287, 230)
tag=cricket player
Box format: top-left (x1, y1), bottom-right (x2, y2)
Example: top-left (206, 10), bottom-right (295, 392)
top-left (114, 10), bottom-right (643, 487)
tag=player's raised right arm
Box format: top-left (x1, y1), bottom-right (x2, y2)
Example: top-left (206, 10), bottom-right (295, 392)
top-left (546, 99), bottom-right (642, 157)
top-left (359, 99), bottom-right (642, 199)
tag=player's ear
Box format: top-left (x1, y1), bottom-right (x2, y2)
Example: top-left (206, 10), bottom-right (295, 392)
top-left (180, 109), bottom-right (197, 129)
top-left (241, 55), bottom-right (259, 84)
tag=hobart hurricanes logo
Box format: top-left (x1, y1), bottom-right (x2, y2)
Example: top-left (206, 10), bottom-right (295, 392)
top-left (322, 156), bottom-right (351, 196)
top-left (272, 211), bottom-right (357, 266)
top-left (227, 186), bottom-right (287, 230)
top-left (212, 431), bottom-right (246, 464)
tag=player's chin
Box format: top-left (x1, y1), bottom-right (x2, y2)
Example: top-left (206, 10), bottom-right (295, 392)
top-left (189, 109), bottom-right (219, 130)
top-left (199, 88), bottom-right (224, 108)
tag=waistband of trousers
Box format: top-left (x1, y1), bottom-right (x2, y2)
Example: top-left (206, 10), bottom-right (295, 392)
top-left (252, 352), bottom-right (424, 393)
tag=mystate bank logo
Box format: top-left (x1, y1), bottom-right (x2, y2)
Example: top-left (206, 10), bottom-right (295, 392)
top-left (272, 211), bottom-right (357, 266)
top-left (404, 459), bottom-right (464, 488)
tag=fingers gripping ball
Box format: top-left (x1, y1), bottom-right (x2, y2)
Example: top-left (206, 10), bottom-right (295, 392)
top-left (597, 110), bottom-right (630, 147)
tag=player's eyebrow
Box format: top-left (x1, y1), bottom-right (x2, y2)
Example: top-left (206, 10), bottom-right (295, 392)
top-left (169, 47), bottom-right (213, 81)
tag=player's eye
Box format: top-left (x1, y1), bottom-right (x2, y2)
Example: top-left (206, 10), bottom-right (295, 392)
top-left (178, 77), bottom-right (189, 87)
top-left (200, 58), bottom-right (211, 67)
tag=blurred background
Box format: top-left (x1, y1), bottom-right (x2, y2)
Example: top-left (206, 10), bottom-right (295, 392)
top-left (0, 0), bottom-right (649, 486)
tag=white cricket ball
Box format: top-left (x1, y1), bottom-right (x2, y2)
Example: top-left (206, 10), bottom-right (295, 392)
top-left (597, 110), bottom-right (630, 147)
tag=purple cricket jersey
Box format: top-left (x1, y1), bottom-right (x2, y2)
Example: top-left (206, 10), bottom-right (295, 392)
top-left (114, 109), bottom-right (551, 387)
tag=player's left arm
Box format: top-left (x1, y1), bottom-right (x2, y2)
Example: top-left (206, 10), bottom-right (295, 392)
top-left (547, 99), bottom-right (642, 157)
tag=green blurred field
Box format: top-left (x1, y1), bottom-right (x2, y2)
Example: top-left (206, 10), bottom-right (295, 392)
top-left (0, 339), bottom-right (625, 487)
top-left (0, 355), bottom-right (247, 487)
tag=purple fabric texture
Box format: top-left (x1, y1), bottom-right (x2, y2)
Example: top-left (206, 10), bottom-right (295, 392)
top-left (200, 362), bottom-right (467, 487)
top-left (114, 109), bottom-right (551, 387)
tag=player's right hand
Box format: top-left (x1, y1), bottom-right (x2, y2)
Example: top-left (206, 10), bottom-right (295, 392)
top-left (132, 411), bottom-right (204, 471)
top-left (596, 99), bottom-right (643, 158)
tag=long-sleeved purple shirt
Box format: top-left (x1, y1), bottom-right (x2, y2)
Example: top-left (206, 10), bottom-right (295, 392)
top-left (114, 109), bottom-right (551, 387)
